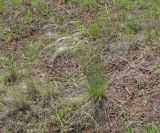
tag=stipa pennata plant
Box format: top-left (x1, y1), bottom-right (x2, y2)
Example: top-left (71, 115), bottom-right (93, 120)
top-left (42, 32), bottom-right (109, 131)
top-left (42, 32), bottom-right (107, 101)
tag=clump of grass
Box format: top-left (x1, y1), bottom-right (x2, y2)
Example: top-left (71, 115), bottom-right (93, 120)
top-left (1, 57), bottom-right (17, 85)
top-left (75, 21), bottom-right (86, 32)
top-left (24, 9), bottom-right (33, 24)
top-left (0, 74), bottom-right (7, 86)
top-left (155, 31), bottom-right (160, 43)
top-left (75, 43), bottom-right (107, 100)
top-left (88, 21), bottom-right (101, 37)
top-left (76, 19), bottom-right (102, 38)
top-left (124, 17), bottom-right (139, 34)
top-left (32, 0), bottom-right (50, 16)
top-left (115, 0), bottom-right (129, 8)
top-left (43, 32), bottom-right (107, 101)
top-left (135, 0), bottom-right (145, 9)
top-left (145, 30), bottom-right (153, 44)
top-left (0, 0), bottom-right (6, 14)
top-left (127, 128), bottom-right (132, 133)
top-left (26, 41), bottom-right (40, 64)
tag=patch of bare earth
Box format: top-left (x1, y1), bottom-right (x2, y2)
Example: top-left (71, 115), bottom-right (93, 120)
top-left (101, 33), bottom-right (160, 132)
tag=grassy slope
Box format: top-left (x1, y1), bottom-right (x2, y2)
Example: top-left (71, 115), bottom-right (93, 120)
top-left (0, 0), bottom-right (160, 132)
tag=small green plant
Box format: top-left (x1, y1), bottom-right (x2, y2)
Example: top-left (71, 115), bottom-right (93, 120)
top-left (32, 0), bottom-right (50, 16)
top-left (24, 9), bottom-right (33, 24)
top-left (0, 0), bottom-right (6, 14)
top-left (1, 27), bottom-right (12, 43)
top-left (26, 41), bottom-right (40, 63)
top-left (155, 31), bottom-right (160, 43)
top-left (53, 106), bottom-right (71, 132)
top-left (76, 20), bottom-right (101, 37)
top-left (76, 20), bottom-right (86, 32)
top-left (145, 30), bottom-right (153, 44)
top-left (145, 127), bottom-right (157, 133)
top-left (127, 128), bottom-right (132, 133)
top-left (135, 0), bottom-right (145, 9)
top-left (115, 0), bottom-right (129, 8)
top-left (88, 21), bottom-right (101, 37)
top-left (0, 74), bottom-right (7, 86)
top-left (124, 17), bottom-right (139, 34)
top-left (2, 57), bottom-right (17, 85)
